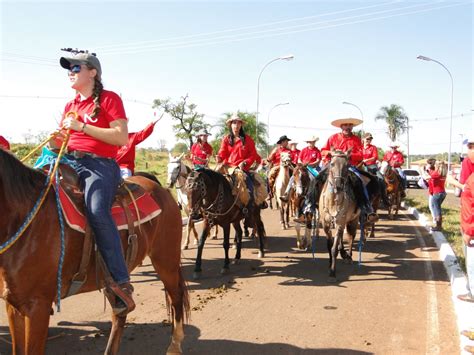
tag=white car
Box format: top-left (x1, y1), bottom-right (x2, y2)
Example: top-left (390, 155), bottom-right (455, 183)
top-left (403, 169), bottom-right (422, 188)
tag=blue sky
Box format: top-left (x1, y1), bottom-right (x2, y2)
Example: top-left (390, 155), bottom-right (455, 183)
top-left (1, 0), bottom-right (472, 155)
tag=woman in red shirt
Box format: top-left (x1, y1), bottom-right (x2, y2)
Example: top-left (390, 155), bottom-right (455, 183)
top-left (425, 159), bottom-right (447, 231)
top-left (56, 50), bottom-right (134, 315)
top-left (190, 130), bottom-right (213, 169)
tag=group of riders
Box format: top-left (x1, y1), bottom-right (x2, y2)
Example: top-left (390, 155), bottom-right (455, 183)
top-left (189, 114), bottom-right (408, 224)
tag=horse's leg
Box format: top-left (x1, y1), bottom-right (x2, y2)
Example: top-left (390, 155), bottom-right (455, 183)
top-left (295, 218), bottom-right (302, 249)
top-left (6, 302), bottom-right (26, 354)
top-left (256, 212), bottom-right (265, 258)
top-left (280, 205), bottom-right (286, 230)
top-left (211, 225), bottom-right (218, 240)
top-left (328, 226), bottom-right (341, 282)
top-left (192, 220), bottom-right (200, 245)
top-left (221, 223), bottom-right (231, 274)
top-left (343, 222), bottom-right (357, 263)
top-left (304, 214), bottom-right (312, 250)
top-left (23, 300), bottom-right (52, 354)
top-left (182, 219), bottom-right (191, 250)
top-left (194, 222), bottom-right (211, 279)
top-left (104, 314), bottom-right (127, 355)
top-left (233, 221), bottom-right (243, 263)
top-left (285, 202), bottom-right (290, 229)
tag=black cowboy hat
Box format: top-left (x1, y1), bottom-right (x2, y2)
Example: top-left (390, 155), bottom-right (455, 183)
top-left (276, 135), bottom-right (291, 144)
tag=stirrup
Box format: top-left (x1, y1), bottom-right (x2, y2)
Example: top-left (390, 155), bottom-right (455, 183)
top-left (105, 282), bottom-right (136, 316)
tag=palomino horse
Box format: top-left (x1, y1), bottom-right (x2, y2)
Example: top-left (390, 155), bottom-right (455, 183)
top-left (167, 153), bottom-right (217, 249)
top-left (274, 152), bottom-right (292, 229)
top-left (292, 164), bottom-right (319, 250)
top-left (380, 161), bottom-right (401, 219)
top-left (319, 151), bottom-right (361, 282)
top-left (185, 168), bottom-right (265, 279)
top-left (0, 149), bottom-right (189, 355)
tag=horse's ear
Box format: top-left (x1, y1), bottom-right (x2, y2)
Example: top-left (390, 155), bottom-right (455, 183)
top-left (168, 152), bottom-right (173, 160)
top-left (178, 152), bottom-right (185, 160)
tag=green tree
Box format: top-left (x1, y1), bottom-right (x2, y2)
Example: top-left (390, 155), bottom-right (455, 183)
top-left (375, 104), bottom-right (408, 142)
top-left (152, 95), bottom-right (209, 148)
top-left (172, 142), bottom-right (189, 155)
top-left (213, 111), bottom-right (268, 153)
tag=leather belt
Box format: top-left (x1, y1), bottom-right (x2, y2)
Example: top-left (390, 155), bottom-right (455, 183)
top-left (68, 150), bottom-right (112, 160)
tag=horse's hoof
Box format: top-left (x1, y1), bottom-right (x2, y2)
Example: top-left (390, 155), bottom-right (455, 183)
top-left (258, 251), bottom-right (264, 258)
top-left (192, 272), bottom-right (201, 280)
top-left (181, 245), bottom-right (188, 250)
top-left (343, 258), bottom-right (353, 264)
top-left (220, 267), bottom-right (229, 275)
top-left (327, 276), bottom-right (337, 283)
top-left (211, 236), bottom-right (217, 240)
top-left (233, 259), bottom-right (240, 265)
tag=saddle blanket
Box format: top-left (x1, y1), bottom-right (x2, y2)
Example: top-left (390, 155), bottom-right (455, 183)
top-left (57, 185), bottom-right (162, 234)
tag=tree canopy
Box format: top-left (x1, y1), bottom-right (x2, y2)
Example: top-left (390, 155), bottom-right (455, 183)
top-left (375, 104), bottom-right (408, 142)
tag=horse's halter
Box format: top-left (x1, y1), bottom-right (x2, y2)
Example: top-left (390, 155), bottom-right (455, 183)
top-left (328, 154), bottom-right (349, 194)
top-left (168, 160), bottom-right (188, 189)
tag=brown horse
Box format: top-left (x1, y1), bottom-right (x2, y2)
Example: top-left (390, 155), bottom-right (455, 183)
top-left (319, 151), bottom-right (360, 282)
top-left (380, 161), bottom-right (401, 219)
top-left (0, 149), bottom-right (189, 355)
top-left (185, 168), bottom-right (265, 279)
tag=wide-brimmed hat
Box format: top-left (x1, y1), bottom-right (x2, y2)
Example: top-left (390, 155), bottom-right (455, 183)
top-left (427, 157), bottom-right (436, 164)
top-left (389, 141), bottom-right (400, 147)
top-left (276, 135), bottom-right (291, 144)
top-left (305, 135), bottom-right (319, 142)
top-left (363, 132), bottom-right (373, 140)
top-left (60, 52), bottom-right (102, 80)
top-left (289, 141), bottom-right (299, 146)
top-left (331, 117), bottom-right (363, 128)
top-left (195, 129), bottom-right (210, 137)
top-left (225, 113), bottom-right (245, 127)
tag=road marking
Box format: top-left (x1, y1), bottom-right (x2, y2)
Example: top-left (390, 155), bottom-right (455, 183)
top-left (405, 212), bottom-right (440, 354)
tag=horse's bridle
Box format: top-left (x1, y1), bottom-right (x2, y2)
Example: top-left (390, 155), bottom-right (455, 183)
top-left (170, 161), bottom-right (188, 189)
top-left (328, 154), bottom-right (348, 193)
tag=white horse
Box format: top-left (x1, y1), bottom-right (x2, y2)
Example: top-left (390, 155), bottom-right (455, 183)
top-left (274, 152), bottom-right (292, 229)
top-left (167, 153), bottom-right (217, 249)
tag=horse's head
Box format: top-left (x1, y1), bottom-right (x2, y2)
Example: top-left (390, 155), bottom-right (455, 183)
top-left (328, 150), bottom-right (349, 193)
top-left (380, 160), bottom-right (390, 175)
top-left (293, 164), bottom-right (309, 197)
top-left (167, 152), bottom-right (185, 188)
top-left (280, 152), bottom-right (292, 167)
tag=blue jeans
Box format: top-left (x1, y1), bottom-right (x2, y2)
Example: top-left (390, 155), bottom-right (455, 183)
top-left (72, 156), bottom-right (130, 284)
top-left (429, 192), bottom-right (446, 218)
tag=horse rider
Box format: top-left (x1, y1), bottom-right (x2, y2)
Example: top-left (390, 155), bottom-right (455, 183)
top-left (383, 142), bottom-right (407, 198)
top-left (190, 129), bottom-right (213, 169)
top-left (267, 135), bottom-right (292, 197)
top-left (280, 135), bottom-right (321, 203)
top-left (216, 113), bottom-right (259, 208)
top-left (289, 141), bottom-right (300, 166)
top-left (362, 132), bottom-right (389, 206)
top-left (295, 117), bottom-right (379, 224)
top-left (0, 135), bottom-right (10, 150)
top-left (116, 120), bottom-right (158, 178)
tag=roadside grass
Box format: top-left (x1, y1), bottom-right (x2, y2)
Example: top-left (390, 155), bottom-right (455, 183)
top-left (404, 194), bottom-right (465, 272)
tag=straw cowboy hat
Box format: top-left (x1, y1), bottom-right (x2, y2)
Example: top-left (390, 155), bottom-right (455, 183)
top-left (289, 141), bottom-right (299, 146)
top-left (305, 135), bottom-right (319, 142)
top-left (389, 141), bottom-right (401, 148)
top-left (362, 132), bottom-right (373, 140)
top-left (276, 135), bottom-right (291, 144)
top-left (195, 129), bottom-right (210, 137)
top-left (331, 117), bottom-right (363, 128)
top-left (225, 113), bottom-right (245, 126)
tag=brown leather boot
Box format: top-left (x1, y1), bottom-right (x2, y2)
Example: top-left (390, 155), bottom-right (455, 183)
top-left (106, 282), bottom-right (136, 316)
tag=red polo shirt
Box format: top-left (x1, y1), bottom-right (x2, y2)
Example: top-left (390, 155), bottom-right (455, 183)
top-left (428, 170), bottom-right (446, 195)
top-left (0, 135), bottom-right (10, 150)
top-left (290, 149), bottom-right (300, 165)
top-left (321, 133), bottom-right (363, 166)
top-left (218, 134), bottom-right (256, 172)
top-left (362, 144), bottom-right (378, 166)
top-left (383, 150), bottom-right (404, 168)
top-left (461, 174), bottom-right (474, 238)
top-left (63, 90), bottom-right (127, 158)
top-left (116, 121), bottom-right (156, 173)
top-left (268, 146), bottom-right (291, 166)
top-left (191, 142), bottom-right (213, 166)
top-left (460, 158), bottom-right (474, 184)
top-left (299, 146), bottom-right (321, 165)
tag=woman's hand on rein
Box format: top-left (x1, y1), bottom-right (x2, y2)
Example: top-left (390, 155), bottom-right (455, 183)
top-left (62, 116), bottom-right (84, 132)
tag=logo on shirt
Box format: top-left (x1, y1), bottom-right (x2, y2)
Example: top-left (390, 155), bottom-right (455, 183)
top-left (83, 113), bottom-right (98, 123)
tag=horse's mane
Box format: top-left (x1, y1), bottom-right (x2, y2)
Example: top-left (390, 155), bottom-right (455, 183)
top-left (193, 168), bottom-right (232, 194)
top-left (0, 149), bottom-right (46, 210)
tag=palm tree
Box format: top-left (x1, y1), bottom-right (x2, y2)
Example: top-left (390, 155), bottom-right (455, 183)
top-left (375, 104), bottom-right (408, 142)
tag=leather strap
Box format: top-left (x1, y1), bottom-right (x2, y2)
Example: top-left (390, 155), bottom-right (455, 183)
top-left (117, 196), bottom-right (138, 271)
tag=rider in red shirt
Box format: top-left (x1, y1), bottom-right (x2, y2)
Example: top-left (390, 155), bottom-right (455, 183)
top-left (383, 142), bottom-right (407, 195)
top-left (0, 135), bottom-right (10, 150)
top-left (117, 120), bottom-right (158, 177)
top-left (296, 118), bottom-right (378, 223)
top-left (190, 130), bottom-right (213, 169)
top-left (267, 135), bottom-right (292, 197)
top-left (362, 132), bottom-right (389, 207)
top-left (289, 142), bottom-right (300, 165)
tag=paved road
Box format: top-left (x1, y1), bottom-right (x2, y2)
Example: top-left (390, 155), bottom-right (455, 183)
top-left (0, 207), bottom-right (460, 354)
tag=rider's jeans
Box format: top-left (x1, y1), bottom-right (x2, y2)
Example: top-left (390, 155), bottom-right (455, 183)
top-left (465, 241), bottom-right (474, 297)
top-left (73, 156), bottom-right (130, 284)
top-left (429, 192), bottom-right (446, 219)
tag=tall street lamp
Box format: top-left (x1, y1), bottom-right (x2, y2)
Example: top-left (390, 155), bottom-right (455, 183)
top-left (342, 101), bottom-right (364, 131)
top-left (417, 55), bottom-right (454, 171)
top-left (256, 54), bottom-right (294, 148)
top-left (267, 102), bottom-right (289, 154)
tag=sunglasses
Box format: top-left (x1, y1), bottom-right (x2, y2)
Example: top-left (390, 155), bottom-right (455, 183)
top-left (68, 64), bottom-right (82, 74)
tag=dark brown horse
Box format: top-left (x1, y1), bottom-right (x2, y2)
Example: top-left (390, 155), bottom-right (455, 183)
top-left (185, 168), bottom-right (265, 279)
top-left (0, 149), bottom-right (189, 354)
top-left (380, 161), bottom-right (401, 219)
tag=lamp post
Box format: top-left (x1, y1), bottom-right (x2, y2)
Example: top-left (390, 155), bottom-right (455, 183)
top-left (417, 55), bottom-right (454, 171)
top-left (256, 54), bottom-right (294, 148)
top-left (267, 102), bottom-right (289, 154)
top-left (342, 101), bottom-right (364, 131)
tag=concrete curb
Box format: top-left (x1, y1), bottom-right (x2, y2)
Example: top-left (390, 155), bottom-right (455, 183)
top-left (402, 201), bottom-right (474, 354)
